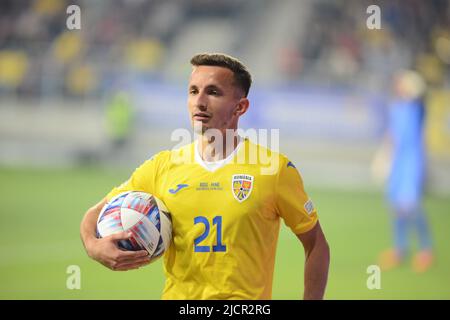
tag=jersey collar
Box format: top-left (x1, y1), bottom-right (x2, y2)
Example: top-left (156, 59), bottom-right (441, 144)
top-left (194, 136), bottom-right (244, 172)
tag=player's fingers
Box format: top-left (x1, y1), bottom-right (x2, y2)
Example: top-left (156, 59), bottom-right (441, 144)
top-left (116, 249), bottom-right (149, 260)
top-left (115, 253), bottom-right (150, 264)
top-left (114, 260), bottom-right (152, 271)
top-left (117, 256), bottom-right (152, 266)
top-left (114, 266), bottom-right (139, 272)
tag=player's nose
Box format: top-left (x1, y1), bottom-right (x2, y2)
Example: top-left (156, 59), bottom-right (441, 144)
top-left (194, 93), bottom-right (208, 111)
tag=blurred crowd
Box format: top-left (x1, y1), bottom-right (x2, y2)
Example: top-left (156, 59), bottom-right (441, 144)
top-left (0, 0), bottom-right (449, 99)
top-left (0, 0), bottom-right (247, 99)
top-left (284, 0), bottom-right (450, 91)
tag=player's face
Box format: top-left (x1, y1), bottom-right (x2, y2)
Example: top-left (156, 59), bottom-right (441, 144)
top-left (188, 65), bottom-right (248, 134)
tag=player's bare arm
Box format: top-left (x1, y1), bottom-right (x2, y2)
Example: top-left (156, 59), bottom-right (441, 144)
top-left (297, 221), bottom-right (330, 300)
top-left (80, 198), bottom-right (150, 271)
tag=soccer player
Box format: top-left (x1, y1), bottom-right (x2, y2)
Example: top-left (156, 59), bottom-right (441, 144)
top-left (80, 53), bottom-right (330, 299)
top-left (377, 70), bottom-right (433, 272)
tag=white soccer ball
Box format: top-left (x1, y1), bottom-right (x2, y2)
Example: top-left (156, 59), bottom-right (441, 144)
top-left (96, 191), bottom-right (172, 262)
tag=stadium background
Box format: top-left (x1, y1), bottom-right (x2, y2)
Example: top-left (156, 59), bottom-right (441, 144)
top-left (0, 0), bottom-right (449, 299)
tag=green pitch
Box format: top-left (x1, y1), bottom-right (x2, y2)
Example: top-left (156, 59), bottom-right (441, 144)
top-left (0, 166), bottom-right (449, 299)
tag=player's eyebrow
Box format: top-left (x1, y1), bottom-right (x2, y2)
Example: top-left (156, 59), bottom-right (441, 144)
top-left (189, 84), bottom-right (224, 93)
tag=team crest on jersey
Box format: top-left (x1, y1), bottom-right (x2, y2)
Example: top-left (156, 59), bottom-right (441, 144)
top-left (232, 174), bottom-right (254, 203)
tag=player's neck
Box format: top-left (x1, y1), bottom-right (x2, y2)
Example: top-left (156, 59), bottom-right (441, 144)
top-left (198, 133), bottom-right (241, 162)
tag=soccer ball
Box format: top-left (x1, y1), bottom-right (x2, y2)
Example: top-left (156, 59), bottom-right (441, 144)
top-left (96, 191), bottom-right (172, 262)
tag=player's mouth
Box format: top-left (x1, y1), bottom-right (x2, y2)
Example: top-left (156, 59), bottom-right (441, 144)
top-left (193, 112), bottom-right (211, 122)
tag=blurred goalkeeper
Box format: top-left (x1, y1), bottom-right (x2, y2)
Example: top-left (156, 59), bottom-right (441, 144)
top-left (373, 70), bottom-right (433, 273)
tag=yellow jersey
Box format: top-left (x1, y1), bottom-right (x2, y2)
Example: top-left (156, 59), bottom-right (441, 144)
top-left (106, 137), bottom-right (318, 299)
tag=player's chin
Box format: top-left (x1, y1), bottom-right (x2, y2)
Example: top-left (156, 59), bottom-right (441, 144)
top-left (192, 120), bottom-right (209, 134)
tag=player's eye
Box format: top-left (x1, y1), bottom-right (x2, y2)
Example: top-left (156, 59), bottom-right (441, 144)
top-left (208, 89), bottom-right (220, 96)
top-left (189, 88), bottom-right (198, 95)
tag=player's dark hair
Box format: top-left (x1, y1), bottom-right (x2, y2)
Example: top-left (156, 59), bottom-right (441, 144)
top-left (190, 53), bottom-right (252, 97)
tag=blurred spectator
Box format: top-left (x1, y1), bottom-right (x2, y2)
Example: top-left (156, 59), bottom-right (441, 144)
top-left (53, 31), bottom-right (84, 65)
top-left (124, 37), bottom-right (165, 72)
top-left (66, 62), bottom-right (98, 96)
top-left (0, 49), bottom-right (28, 89)
top-left (33, 0), bottom-right (64, 16)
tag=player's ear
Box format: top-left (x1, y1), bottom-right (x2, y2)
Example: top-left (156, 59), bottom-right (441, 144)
top-left (234, 98), bottom-right (249, 117)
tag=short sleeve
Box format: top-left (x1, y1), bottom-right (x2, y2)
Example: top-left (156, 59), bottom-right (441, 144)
top-left (275, 157), bottom-right (318, 235)
top-left (105, 151), bottom-right (168, 201)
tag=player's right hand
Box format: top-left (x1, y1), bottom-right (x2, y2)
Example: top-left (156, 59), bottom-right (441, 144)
top-left (87, 232), bottom-right (151, 271)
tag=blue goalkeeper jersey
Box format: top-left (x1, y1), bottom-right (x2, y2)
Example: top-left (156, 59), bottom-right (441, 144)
top-left (388, 98), bottom-right (426, 205)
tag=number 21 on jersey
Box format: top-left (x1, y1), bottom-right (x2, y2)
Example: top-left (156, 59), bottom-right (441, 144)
top-left (194, 216), bottom-right (227, 252)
